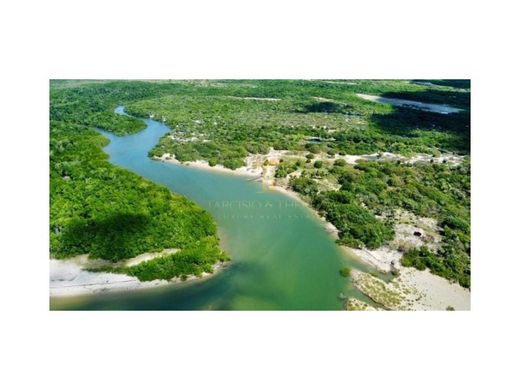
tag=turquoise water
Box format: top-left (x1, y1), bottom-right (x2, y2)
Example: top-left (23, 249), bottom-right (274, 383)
top-left (50, 107), bottom-right (371, 310)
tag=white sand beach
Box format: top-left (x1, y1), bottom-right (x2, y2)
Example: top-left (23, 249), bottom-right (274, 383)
top-left (50, 254), bottom-right (227, 297)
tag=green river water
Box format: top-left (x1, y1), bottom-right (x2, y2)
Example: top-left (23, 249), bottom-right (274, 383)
top-left (50, 107), bottom-right (373, 310)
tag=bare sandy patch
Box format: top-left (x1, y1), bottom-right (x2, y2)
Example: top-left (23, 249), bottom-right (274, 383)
top-left (50, 250), bottom-right (226, 297)
top-left (350, 268), bottom-right (470, 311)
top-left (226, 96), bottom-right (281, 101)
top-left (50, 259), bottom-right (168, 297)
top-left (325, 151), bottom-right (464, 167)
top-left (51, 248), bottom-right (180, 270)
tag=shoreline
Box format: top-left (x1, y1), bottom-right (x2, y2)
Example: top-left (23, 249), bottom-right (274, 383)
top-left (258, 178), bottom-right (469, 310)
top-left (50, 257), bottom-right (227, 298)
top-left (159, 154), bottom-right (342, 238)
top-left (157, 154), bottom-right (263, 178)
top-left (268, 184), bottom-right (340, 237)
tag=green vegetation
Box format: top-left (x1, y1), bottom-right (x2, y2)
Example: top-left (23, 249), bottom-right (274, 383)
top-left (275, 159), bottom-right (300, 178)
top-left (288, 158), bottom-right (470, 287)
top-left (92, 237), bottom-right (229, 281)
top-left (346, 297), bottom-right (379, 311)
top-left (309, 188), bottom-right (395, 249)
top-left (50, 81), bottom-right (226, 279)
top-left (339, 267), bottom-right (352, 277)
top-left (50, 80), bottom-right (179, 135)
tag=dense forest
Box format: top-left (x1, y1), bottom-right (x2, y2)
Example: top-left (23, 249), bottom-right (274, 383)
top-left (50, 81), bottom-right (228, 279)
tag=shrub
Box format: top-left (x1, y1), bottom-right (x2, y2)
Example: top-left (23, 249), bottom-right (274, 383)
top-left (339, 267), bottom-right (352, 277)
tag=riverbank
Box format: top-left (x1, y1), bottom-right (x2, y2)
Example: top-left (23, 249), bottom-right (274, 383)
top-left (285, 189), bottom-right (470, 310)
top-left (158, 152), bottom-right (267, 178)
top-left (158, 153), bottom-right (341, 238)
top-left (158, 151), bottom-right (470, 310)
top-left (158, 148), bottom-right (465, 183)
top-left (345, 241), bottom-right (470, 310)
top-left (50, 255), bottom-right (227, 297)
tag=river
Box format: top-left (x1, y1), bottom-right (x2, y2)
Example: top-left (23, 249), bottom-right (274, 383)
top-left (50, 107), bottom-right (372, 310)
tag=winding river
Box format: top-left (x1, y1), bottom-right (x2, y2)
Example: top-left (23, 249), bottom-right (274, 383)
top-left (50, 107), bottom-right (372, 310)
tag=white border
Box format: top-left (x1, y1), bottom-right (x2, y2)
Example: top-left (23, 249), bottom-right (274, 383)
top-left (2, 1), bottom-right (520, 389)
